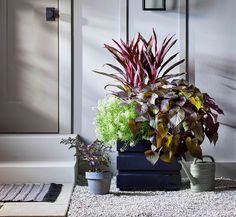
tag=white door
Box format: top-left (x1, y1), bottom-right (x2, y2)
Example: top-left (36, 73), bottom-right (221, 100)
top-left (127, 0), bottom-right (187, 75)
top-left (0, 0), bottom-right (71, 133)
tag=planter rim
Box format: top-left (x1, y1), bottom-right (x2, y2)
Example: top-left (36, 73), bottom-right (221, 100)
top-left (85, 171), bottom-right (113, 180)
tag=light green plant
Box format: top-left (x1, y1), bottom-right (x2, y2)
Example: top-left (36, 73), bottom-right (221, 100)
top-left (96, 97), bottom-right (140, 144)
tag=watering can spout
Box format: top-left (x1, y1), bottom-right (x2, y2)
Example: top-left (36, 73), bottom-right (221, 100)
top-left (179, 159), bottom-right (197, 185)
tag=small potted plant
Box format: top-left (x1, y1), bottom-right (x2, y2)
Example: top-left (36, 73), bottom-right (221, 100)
top-left (61, 136), bottom-right (113, 195)
top-left (94, 29), bottom-right (224, 191)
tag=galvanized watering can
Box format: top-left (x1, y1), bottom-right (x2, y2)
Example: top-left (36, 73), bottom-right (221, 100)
top-left (180, 155), bottom-right (215, 192)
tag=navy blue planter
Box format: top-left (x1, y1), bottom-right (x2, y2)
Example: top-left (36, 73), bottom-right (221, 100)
top-left (116, 140), bottom-right (182, 191)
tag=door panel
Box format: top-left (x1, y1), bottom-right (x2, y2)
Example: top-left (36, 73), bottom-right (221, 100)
top-left (189, 0), bottom-right (236, 127)
top-left (0, 0), bottom-right (59, 133)
top-left (128, 0), bottom-right (186, 75)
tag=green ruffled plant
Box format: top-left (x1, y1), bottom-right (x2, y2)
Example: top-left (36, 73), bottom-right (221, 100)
top-left (96, 97), bottom-right (147, 144)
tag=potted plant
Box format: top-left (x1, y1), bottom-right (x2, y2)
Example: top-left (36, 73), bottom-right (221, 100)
top-left (61, 136), bottom-right (113, 195)
top-left (94, 29), bottom-right (224, 190)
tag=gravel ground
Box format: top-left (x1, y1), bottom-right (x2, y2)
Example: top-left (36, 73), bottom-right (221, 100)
top-left (68, 178), bottom-right (236, 217)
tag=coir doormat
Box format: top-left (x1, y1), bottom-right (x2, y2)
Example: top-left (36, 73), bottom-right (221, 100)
top-left (0, 183), bottom-right (62, 202)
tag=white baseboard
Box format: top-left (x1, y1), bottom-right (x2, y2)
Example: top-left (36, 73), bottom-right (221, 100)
top-left (0, 134), bottom-right (76, 184)
top-left (0, 161), bottom-right (76, 183)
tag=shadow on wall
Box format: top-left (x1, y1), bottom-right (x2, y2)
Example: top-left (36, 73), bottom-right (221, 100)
top-left (196, 54), bottom-right (236, 129)
top-left (179, 0), bottom-right (213, 16)
top-left (169, 0), bottom-right (213, 14)
top-left (0, 0), bottom-right (59, 133)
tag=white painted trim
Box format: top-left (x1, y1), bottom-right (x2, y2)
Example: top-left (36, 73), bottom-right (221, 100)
top-left (0, 134), bottom-right (76, 161)
top-left (0, 160), bottom-right (75, 183)
top-left (178, 0), bottom-right (188, 78)
top-left (0, 134), bottom-right (76, 183)
top-left (0, 161), bottom-right (75, 168)
top-left (59, 0), bottom-right (72, 133)
top-left (119, 0), bottom-right (128, 42)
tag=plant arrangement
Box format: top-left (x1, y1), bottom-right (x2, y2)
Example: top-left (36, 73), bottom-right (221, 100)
top-left (95, 29), bottom-right (224, 165)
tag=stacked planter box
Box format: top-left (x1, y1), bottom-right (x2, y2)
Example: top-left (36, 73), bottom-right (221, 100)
top-left (116, 140), bottom-right (182, 191)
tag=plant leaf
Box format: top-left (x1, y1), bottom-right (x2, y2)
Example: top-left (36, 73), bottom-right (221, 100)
top-left (161, 72), bottom-right (186, 81)
top-left (172, 134), bottom-right (180, 153)
top-left (93, 70), bottom-right (126, 85)
top-left (192, 122), bottom-right (204, 142)
top-left (175, 96), bottom-right (186, 107)
top-left (156, 135), bottom-right (163, 148)
top-left (149, 115), bottom-right (158, 129)
top-left (145, 150), bottom-right (159, 165)
top-left (190, 96), bottom-right (202, 110)
top-left (159, 52), bottom-right (179, 73)
top-left (129, 119), bottom-right (141, 136)
top-left (104, 63), bottom-right (127, 79)
top-left (149, 93), bottom-right (159, 105)
top-left (165, 135), bottom-right (173, 149)
top-left (160, 99), bottom-right (169, 112)
top-left (169, 108), bottom-right (185, 127)
top-left (158, 123), bottom-right (168, 139)
top-left (161, 59), bottom-right (185, 77)
top-left (160, 152), bottom-right (174, 163)
top-left (185, 137), bottom-right (202, 159)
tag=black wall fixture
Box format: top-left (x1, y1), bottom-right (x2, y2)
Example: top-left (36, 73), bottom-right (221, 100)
top-left (46, 7), bottom-right (59, 21)
top-left (142, 0), bottom-right (166, 11)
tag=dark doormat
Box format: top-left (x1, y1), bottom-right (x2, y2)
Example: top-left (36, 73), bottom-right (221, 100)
top-left (0, 183), bottom-right (62, 202)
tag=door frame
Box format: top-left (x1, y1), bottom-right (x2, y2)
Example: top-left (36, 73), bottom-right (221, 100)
top-left (119, 0), bottom-right (189, 79)
top-left (0, 0), bottom-right (72, 134)
top-left (59, 0), bottom-right (72, 134)
top-left (0, 0), bottom-right (74, 180)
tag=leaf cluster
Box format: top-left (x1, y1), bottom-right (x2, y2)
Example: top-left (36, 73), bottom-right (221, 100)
top-left (128, 79), bottom-right (224, 164)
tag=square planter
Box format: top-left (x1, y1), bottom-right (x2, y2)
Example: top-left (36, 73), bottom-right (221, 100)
top-left (116, 140), bottom-right (182, 191)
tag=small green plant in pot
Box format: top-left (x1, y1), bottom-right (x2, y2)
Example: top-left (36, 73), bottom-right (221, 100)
top-left (61, 136), bottom-right (113, 195)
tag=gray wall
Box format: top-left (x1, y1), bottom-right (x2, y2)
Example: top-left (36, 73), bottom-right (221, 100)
top-left (73, 0), bottom-right (121, 142)
top-left (73, 0), bottom-right (236, 176)
top-left (188, 0), bottom-right (236, 163)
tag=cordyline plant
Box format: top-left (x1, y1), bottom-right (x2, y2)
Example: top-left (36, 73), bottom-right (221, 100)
top-left (61, 135), bottom-right (112, 172)
top-left (94, 29), bottom-right (224, 164)
top-left (94, 29), bottom-right (185, 94)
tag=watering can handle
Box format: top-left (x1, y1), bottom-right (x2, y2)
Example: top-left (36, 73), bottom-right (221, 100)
top-left (193, 155), bottom-right (215, 164)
